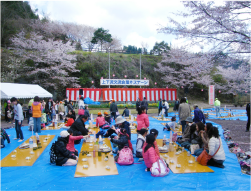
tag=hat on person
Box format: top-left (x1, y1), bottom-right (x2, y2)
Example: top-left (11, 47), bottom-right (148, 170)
top-left (185, 117), bottom-right (193, 123)
top-left (60, 130), bottom-right (70, 138)
top-left (193, 104), bottom-right (198, 107)
top-left (104, 111), bottom-right (108, 115)
top-left (115, 116), bottom-right (126, 125)
top-left (98, 112), bottom-right (102, 116)
top-left (112, 99), bottom-right (115, 102)
top-left (7, 100), bottom-right (11, 104)
top-left (215, 98), bottom-right (218, 100)
top-left (60, 101), bottom-right (63, 104)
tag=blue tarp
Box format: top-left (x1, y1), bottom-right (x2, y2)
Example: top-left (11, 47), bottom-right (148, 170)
top-left (84, 97), bottom-right (100, 105)
top-left (1, 117), bottom-right (250, 190)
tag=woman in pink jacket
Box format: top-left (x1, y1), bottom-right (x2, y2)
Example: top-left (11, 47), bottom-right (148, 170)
top-left (137, 106), bottom-right (149, 132)
top-left (96, 112), bottom-right (106, 128)
top-left (143, 134), bottom-right (159, 171)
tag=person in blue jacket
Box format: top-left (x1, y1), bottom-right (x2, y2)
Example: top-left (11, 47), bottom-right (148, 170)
top-left (193, 104), bottom-right (206, 124)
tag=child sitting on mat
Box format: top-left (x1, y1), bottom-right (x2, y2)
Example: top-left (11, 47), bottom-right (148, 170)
top-left (96, 112), bottom-right (106, 128)
top-left (142, 134), bottom-right (159, 171)
top-left (66, 129), bottom-right (89, 156)
top-left (109, 128), bottom-right (132, 162)
top-left (163, 116), bottom-right (176, 131)
top-left (1, 128), bottom-right (10, 148)
top-left (65, 115), bottom-right (74, 128)
top-left (143, 129), bottom-right (160, 156)
top-left (104, 111), bottom-right (111, 124)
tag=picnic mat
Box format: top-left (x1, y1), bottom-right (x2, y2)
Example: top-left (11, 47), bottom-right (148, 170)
top-left (130, 123), bottom-right (137, 134)
top-left (74, 138), bottom-right (118, 177)
top-left (152, 116), bottom-right (171, 121)
top-left (1, 135), bottom-right (55, 167)
top-left (42, 123), bottom-right (65, 130)
top-left (156, 139), bottom-right (214, 174)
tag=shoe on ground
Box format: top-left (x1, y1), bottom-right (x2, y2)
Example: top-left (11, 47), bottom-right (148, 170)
top-left (138, 158), bottom-right (144, 162)
top-left (14, 138), bottom-right (19, 140)
top-left (18, 139), bottom-right (24, 142)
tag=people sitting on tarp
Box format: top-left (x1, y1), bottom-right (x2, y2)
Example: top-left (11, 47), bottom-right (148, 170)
top-left (180, 122), bottom-right (204, 150)
top-left (108, 128), bottom-right (132, 162)
top-left (110, 99), bottom-right (118, 120)
top-left (177, 117), bottom-right (193, 144)
top-left (96, 112), bottom-right (106, 128)
top-left (70, 115), bottom-right (89, 144)
top-left (66, 129), bottom-right (88, 156)
top-left (206, 126), bottom-right (225, 168)
top-left (143, 129), bottom-right (160, 157)
top-left (142, 134), bottom-right (159, 172)
top-left (65, 115), bottom-right (74, 128)
top-left (122, 107), bottom-right (129, 117)
top-left (136, 128), bottom-right (148, 158)
top-left (163, 116), bottom-right (176, 131)
top-left (104, 111), bottom-right (111, 124)
top-left (104, 116), bottom-right (131, 139)
top-left (193, 104), bottom-right (206, 124)
top-left (194, 123), bottom-right (213, 156)
top-left (1, 128), bottom-right (10, 148)
top-left (5, 100), bottom-right (13, 123)
top-left (53, 130), bottom-right (78, 166)
top-left (137, 106), bottom-right (149, 134)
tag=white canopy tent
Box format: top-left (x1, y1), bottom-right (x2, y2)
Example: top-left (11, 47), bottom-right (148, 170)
top-left (1, 83), bottom-right (52, 99)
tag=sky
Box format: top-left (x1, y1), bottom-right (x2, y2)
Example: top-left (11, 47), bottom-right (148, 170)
top-left (29, 0), bottom-right (202, 52)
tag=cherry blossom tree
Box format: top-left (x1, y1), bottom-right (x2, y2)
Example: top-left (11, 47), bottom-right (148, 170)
top-left (9, 31), bottom-right (79, 90)
top-left (159, 1), bottom-right (251, 55)
top-left (155, 47), bottom-right (214, 88)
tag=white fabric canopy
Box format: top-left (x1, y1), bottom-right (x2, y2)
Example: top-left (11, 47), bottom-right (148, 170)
top-left (1, 83), bottom-right (53, 99)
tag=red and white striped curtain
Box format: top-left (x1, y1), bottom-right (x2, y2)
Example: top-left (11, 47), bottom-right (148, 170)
top-left (66, 88), bottom-right (102, 101)
top-left (102, 88), bottom-right (140, 102)
top-left (141, 88), bottom-right (177, 101)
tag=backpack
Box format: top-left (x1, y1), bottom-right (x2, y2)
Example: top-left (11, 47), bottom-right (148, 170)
top-left (50, 142), bottom-right (57, 164)
top-left (151, 158), bottom-right (169, 177)
top-left (117, 146), bottom-right (134, 165)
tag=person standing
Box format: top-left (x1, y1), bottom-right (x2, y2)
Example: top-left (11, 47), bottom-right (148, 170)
top-left (45, 98), bottom-right (54, 123)
top-left (64, 97), bottom-right (69, 116)
top-left (157, 99), bottom-right (162, 116)
top-left (137, 106), bottom-right (149, 133)
top-left (162, 99), bottom-right (169, 117)
top-left (32, 96), bottom-right (43, 133)
top-left (110, 100), bottom-right (118, 120)
top-left (58, 101), bottom-right (65, 120)
top-left (214, 98), bottom-right (221, 117)
top-left (246, 103), bottom-right (250, 132)
top-left (174, 98), bottom-right (180, 111)
top-left (10, 97), bottom-right (24, 142)
top-left (178, 97), bottom-right (191, 133)
top-left (136, 98), bottom-right (141, 112)
top-left (141, 97), bottom-right (148, 114)
top-left (193, 104), bottom-right (206, 124)
top-left (78, 96), bottom-right (85, 109)
top-left (5, 100), bottom-right (13, 123)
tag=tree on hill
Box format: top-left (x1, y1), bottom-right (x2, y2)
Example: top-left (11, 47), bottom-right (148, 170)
top-left (7, 31), bottom-right (79, 93)
top-left (1, 1), bottom-right (39, 47)
top-left (151, 41), bottom-right (170, 55)
top-left (91, 28), bottom-right (113, 52)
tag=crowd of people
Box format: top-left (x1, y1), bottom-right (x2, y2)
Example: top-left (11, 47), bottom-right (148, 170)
top-left (4, 95), bottom-right (248, 173)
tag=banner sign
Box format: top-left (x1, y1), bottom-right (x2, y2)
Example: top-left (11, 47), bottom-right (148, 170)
top-left (100, 79), bottom-right (149, 86)
top-left (209, 85), bottom-right (215, 105)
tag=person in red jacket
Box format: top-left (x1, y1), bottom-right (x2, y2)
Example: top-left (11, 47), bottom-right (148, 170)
top-left (66, 129), bottom-right (89, 156)
top-left (137, 106), bottom-right (149, 133)
top-left (142, 134), bottom-right (159, 171)
top-left (96, 112), bottom-right (106, 128)
top-left (65, 115), bottom-right (74, 127)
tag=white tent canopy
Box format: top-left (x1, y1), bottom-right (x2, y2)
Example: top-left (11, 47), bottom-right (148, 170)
top-left (1, 83), bottom-right (53, 99)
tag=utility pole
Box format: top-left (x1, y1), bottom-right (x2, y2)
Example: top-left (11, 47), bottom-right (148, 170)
top-left (109, 49), bottom-right (110, 88)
